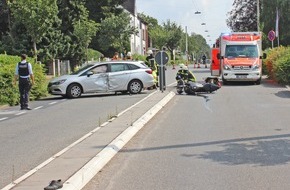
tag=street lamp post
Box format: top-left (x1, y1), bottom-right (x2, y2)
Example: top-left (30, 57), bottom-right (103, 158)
top-left (185, 26), bottom-right (188, 65)
top-left (257, 0), bottom-right (260, 31)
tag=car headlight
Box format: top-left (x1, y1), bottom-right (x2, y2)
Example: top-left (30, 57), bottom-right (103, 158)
top-left (223, 64), bottom-right (231, 70)
top-left (53, 79), bottom-right (67, 85)
top-left (252, 64), bottom-right (260, 70)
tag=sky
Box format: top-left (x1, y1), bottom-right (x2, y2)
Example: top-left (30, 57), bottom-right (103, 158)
top-left (136, 0), bottom-right (235, 47)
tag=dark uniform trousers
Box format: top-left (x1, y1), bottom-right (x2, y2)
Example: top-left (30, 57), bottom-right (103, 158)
top-left (19, 77), bottom-right (31, 109)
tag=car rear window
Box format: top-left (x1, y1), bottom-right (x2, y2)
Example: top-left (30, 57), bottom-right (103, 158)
top-left (139, 62), bottom-right (148, 68)
top-left (128, 64), bottom-right (140, 70)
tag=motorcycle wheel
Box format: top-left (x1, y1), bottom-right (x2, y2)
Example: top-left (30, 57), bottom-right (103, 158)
top-left (177, 88), bottom-right (183, 94)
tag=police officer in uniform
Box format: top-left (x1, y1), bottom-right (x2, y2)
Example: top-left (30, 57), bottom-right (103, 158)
top-left (14, 54), bottom-right (35, 110)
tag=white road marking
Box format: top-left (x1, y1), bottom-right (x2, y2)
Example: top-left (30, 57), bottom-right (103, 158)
top-left (34, 106), bottom-right (43, 110)
top-left (49, 101), bottom-right (57, 105)
top-left (0, 117), bottom-right (8, 121)
top-left (1, 91), bottom-right (174, 190)
top-left (0, 111), bottom-right (17, 115)
top-left (15, 112), bottom-right (26, 116)
top-left (1, 91), bottom-right (161, 190)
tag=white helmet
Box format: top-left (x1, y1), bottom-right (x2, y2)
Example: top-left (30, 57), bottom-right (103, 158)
top-left (147, 50), bottom-right (153, 55)
top-left (127, 52), bottom-right (132, 56)
top-left (179, 63), bottom-right (188, 70)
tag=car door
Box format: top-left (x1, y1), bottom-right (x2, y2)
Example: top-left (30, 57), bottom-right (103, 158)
top-left (81, 64), bottom-right (109, 93)
top-left (108, 63), bottom-right (131, 91)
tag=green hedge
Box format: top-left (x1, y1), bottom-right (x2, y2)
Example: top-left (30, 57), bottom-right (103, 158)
top-left (264, 46), bottom-right (290, 84)
top-left (0, 54), bottom-right (48, 106)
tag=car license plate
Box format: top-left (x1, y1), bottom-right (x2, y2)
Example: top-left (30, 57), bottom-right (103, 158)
top-left (236, 75), bottom-right (247, 79)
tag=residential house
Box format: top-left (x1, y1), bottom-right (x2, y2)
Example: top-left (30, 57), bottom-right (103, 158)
top-left (122, 0), bottom-right (149, 55)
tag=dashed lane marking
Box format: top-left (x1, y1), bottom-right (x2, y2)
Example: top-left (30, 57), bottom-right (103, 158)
top-left (34, 106), bottom-right (43, 110)
top-left (15, 112), bottom-right (26, 116)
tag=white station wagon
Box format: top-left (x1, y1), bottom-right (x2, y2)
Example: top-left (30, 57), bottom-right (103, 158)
top-left (48, 61), bottom-right (155, 98)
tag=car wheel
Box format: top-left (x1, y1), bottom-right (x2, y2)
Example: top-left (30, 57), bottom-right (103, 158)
top-left (128, 80), bottom-right (143, 94)
top-left (66, 84), bottom-right (82, 98)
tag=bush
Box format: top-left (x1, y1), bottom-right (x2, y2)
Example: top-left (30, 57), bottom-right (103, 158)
top-left (274, 49), bottom-right (290, 85)
top-left (0, 54), bottom-right (47, 106)
top-left (132, 54), bottom-right (146, 61)
top-left (263, 46), bottom-right (288, 80)
top-left (87, 49), bottom-right (103, 62)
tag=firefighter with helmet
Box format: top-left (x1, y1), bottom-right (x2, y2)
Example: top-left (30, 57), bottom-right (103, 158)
top-left (146, 50), bottom-right (158, 87)
top-left (176, 63), bottom-right (196, 82)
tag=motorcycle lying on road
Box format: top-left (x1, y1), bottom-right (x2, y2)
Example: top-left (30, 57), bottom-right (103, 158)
top-left (176, 75), bottom-right (221, 95)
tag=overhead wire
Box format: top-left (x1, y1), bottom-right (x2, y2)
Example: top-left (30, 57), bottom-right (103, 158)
top-left (191, 0), bottom-right (234, 46)
top-left (191, 0), bottom-right (211, 45)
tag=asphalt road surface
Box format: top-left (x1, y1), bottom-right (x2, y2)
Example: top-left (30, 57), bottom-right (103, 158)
top-left (83, 69), bottom-right (290, 190)
top-left (0, 64), bottom-right (178, 189)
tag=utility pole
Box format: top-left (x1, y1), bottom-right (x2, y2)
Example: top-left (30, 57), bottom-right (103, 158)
top-left (185, 26), bottom-right (188, 65)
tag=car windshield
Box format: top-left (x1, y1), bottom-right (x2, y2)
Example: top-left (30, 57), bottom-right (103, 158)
top-left (70, 64), bottom-right (94, 75)
top-left (225, 45), bottom-right (258, 58)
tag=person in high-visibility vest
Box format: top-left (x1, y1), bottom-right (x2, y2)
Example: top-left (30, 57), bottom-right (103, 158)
top-left (176, 63), bottom-right (196, 82)
top-left (146, 50), bottom-right (159, 86)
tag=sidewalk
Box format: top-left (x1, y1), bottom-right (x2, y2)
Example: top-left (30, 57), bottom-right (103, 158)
top-left (3, 90), bottom-right (175, 190)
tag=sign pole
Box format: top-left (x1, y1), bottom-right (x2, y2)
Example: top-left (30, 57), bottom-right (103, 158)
top-left (155, 50), bottom-right (169, 93)
top-left (272, 40), bottom-right (274, 49)
top-left (160, 51), bottom-right (164, 92)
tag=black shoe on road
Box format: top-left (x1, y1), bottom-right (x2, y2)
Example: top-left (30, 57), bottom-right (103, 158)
top-left (44, 179), bottom-right (63, 190)
top-left (20, 107), bottom-right (32, 110)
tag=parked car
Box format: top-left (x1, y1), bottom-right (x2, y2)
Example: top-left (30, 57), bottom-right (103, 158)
top-left (48, 61), bottom-right (155, 98)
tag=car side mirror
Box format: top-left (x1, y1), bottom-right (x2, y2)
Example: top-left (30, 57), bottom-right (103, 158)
top-left (87, 71), bottom-right (94, 77)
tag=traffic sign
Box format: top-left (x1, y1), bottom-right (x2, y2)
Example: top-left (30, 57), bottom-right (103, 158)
top-left (268, 30), bottom-right (276, 41)
top-left (155, 51), bottom-right (169, 65)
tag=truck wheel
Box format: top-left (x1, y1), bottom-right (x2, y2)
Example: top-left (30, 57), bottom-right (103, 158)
top-left (255, 78), bottom-right (261, 85)
top-left (222, 77), bottom-right (228, 85)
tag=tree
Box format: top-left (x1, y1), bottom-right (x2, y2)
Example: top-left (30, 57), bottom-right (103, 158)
top-left (9, 0), bottom-right (60, 61)
top-left (162, 20), bottom-right (183, 59)
top-left (73, 17), bottom-right (98, 62)
top-left (97, 11), bottom-right (136, 56)
top-left (38, 28), bottom-right (70, 62)
top-left (149, 25), bottom-right (167, 50)
top-left (0, 0), bottom-right (10, 40)
top-left (180, 33), bottom-right (210, 61)
top-left (227, 0), bottom-right (258, 32)
top-left (260, 0), bottom-right (290, 48)
top-left (85, 0), bottom-right (126, 52)
top-left (138, 13), bottom-right (159, 48)
top-left (138, 13), bottom-right (159, 30)
top-left (57, 0), bottom-right (98, 69)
